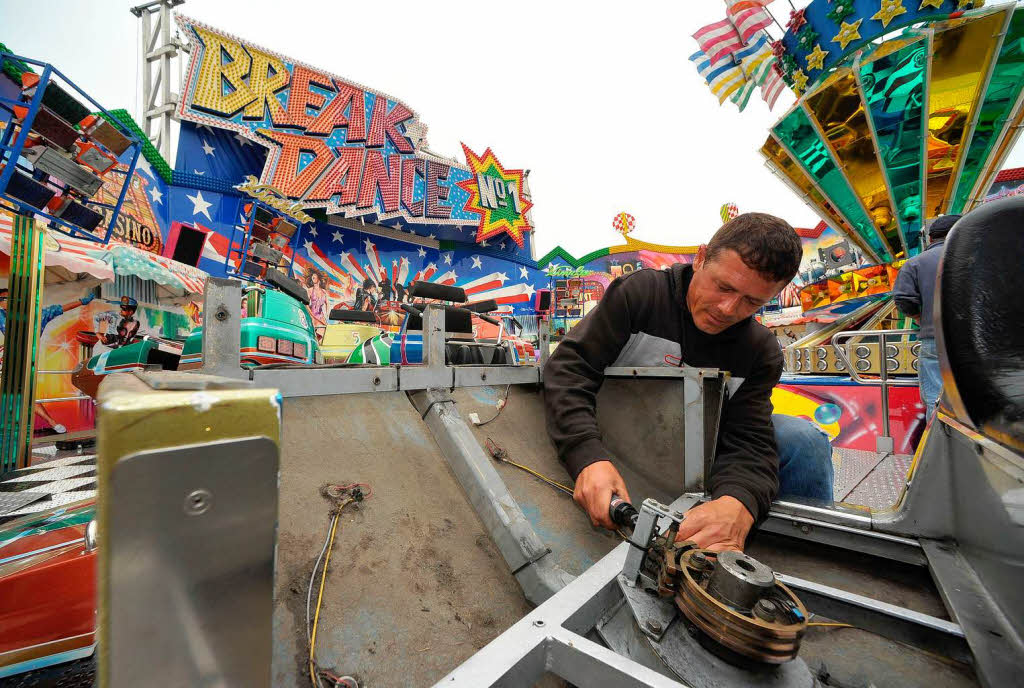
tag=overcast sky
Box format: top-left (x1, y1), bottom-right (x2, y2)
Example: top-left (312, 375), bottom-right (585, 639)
top-left (2, 0), bottom-right (1021, 257)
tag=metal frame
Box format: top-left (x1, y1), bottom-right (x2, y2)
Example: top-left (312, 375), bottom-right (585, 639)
top-left (832, 327), bottom-right (918, 454)
top-left (0, 52), bottom-right (143, 243)
top-left (130, 0), bottom-right (185, 161)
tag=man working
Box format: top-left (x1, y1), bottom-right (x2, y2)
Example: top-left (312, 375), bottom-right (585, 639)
top-left (892, 215), bottom-right (959, 417)
top-left (543, 213), bottom-right (832, 552)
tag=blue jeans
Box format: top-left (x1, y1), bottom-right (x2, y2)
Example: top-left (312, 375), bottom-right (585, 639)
top-left (773, 414), bottom-right (834, 503)
top-left (918, 338), bottom-right (942, 417)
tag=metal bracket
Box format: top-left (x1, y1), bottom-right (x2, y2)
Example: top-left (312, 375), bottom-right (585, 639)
top-left (622, 499), bottom-right (685, 585)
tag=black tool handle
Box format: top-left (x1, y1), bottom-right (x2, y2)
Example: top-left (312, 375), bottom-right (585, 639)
top-left (609, 495), bottom-right (639, 529)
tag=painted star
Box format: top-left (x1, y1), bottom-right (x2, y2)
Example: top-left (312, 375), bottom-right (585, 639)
top-left (872, 0), bottom-right (908, 28)
top-left (134, 155), bottom-right (153, 178)
top-left (148, 186), bottom-right (163, 205)
top-left (524, 284), bottom-right (536, 298)
top-left (308, 226), bottom-right (318, 238)
top-left (480, 240), bottom-right (489, 247)
top-left (393, 220), bottom-right (404, 232)
top-left (805, 44), bottom-right (829, 71)
top-left (791, 69), bottom-right (810, 91)
top-left (186, 190), bottom-right (213, 221)
top-left (417, 247), bottom-right (427, 258)
top-left (471, 255), bottom-right (483, 270)
top-left (303, 240), bottom-right (314, 251)
top-left (363, 238), bottom-right (375, 252)
top-left (234, 132), bottom-right (252, 147)
top-left (427, 233), bottom-right (436, 240)
top-left (543, 263), bottom-right (555, 274)
top-left (443, 253), bottom-right (453, 265)
top-left (496, 272), bottom-right (508, 284)
top-left (918, 0), bottom-right (943, 8)
top-left (201, 140), bottom-right (216, 156)
top-left (332, 230), bottom-right (344, 243)
top-left (519, 266), bottom-right (529, 279)
top-left (499, 241), bottom-right (506, 250)
top-left (832, 19), bottom-right (863, 50)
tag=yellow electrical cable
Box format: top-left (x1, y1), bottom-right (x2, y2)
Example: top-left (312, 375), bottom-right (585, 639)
top-left (309, 498), bottom-right (352, 687)
top-left (807, 622), bottom-right (854, 629)
top-left (502, 457), bottom-right (574, 495)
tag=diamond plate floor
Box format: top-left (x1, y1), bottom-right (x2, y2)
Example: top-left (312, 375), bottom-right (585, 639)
top-left (844, 453), bottom-right (912, 510)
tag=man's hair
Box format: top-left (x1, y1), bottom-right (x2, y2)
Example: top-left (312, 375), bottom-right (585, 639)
top-left (705, 212), bottom-right (802, 283)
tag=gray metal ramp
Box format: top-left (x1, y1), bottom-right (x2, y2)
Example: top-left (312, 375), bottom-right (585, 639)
top-left (275, 392), bottom-right (539, 687)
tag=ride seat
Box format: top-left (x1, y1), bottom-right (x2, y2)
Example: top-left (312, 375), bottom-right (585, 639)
top-left (937, 196), bottom-right (1024, 449)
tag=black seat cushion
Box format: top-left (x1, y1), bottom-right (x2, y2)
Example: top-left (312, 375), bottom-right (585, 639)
top-left (938, 196), bottom-right (1024, 445)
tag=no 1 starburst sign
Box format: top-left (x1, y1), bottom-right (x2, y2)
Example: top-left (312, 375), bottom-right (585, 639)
top-left (458, 144), bottom-right (533, 248)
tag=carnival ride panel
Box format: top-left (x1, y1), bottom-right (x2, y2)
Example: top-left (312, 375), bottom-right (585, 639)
top-left (785, 299), bottom-right (885, 375)
top-left (804, 69), bottom-right (904, 257)
top-left (845, 302), bottom-right (919, 377)
top-left (773, 107), bottom-right (891, 261)
top-left (950, 8), bottom-right (1024, 212)
top-left (923, 9), bottom-right (1008, 220)
top-left (857, 35), bottom-right (929, 256)
top-left (760, 135), bottom-right (869, 258)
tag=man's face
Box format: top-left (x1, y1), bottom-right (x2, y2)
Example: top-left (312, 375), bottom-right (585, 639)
top-left (687, 247), bottom-right (787, 334)
top-left (121, 307), bottom-right (135, 319)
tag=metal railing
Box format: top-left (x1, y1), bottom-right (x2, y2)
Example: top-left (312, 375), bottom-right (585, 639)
top-left (832, 328), bottom-right (919, 454)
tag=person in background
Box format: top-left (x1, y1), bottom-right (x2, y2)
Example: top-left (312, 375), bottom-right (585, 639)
top-left (892, 214), bottom-right (961, 417)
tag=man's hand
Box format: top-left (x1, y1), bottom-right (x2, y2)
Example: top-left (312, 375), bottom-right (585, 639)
top-left (573, 460), bottom-right (630, 530)
top-left (675, 496), bottom-right (754, 552)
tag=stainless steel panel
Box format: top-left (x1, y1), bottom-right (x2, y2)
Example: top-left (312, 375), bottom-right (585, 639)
top-left (107, 437), bottom-right (278, 687)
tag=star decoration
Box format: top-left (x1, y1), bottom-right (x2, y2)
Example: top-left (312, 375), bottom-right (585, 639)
top-left (135, 155), bottom-right (153, 178)
top-left (193, 169), bottom-right (206, 176)
top-left (480, 240), bottom-right (489, 247)
top-left (524, 284), bottom-right (536, 298)
top-left (796, 26), bottom-right (820, 52)
top-left (791, 69), bottom-right (810, 91)
top-left (417, 247), bottom-right (426, 258)
top-left (826, 0), bottom-right (856, 24)
top-left (393, 220), bottom-right (404, 231)
top-left (427, 233), bottom-right (436, 240)
top-left (519, 266), bottom-right (529, 279)
top-left (771, 40), bottom-right (787, 59)
top-left (149, 187), bottom-right (163, 205)
top-left (308, 226), bottom-right (318, 238)
top-left (832, 19), bottom-right (863, 50)
top-left (443, 253), bottom-right (453, 265)
top-left (787, 8), bottom-right (807, 31)
top-left (806, 44), bottom-right (830, 71)
top-left (456, 144), bottom-right (533, 248)
top-left (186, 190), bottom-right (213, 221)
top-left (471, 255), bottom-right (483, 270)
top-left (234, 132), bottom-right (252, 147)
top-left (918, 0), bottom-right (944, 8)
top-left (332, 230), bottom-right (344, 243)
top-left (496, 272), bottom-right (508, 284)
top-left (201, 139), bottom-right (215, 156)
top-left (499, 241), bottom-right (506, 250)
top-left (873, 0), bottom-right (908, 28)
top-left (781, 53), bottom-right (799, 75)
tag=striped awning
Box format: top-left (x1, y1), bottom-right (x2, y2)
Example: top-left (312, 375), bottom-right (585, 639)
top-left (0, 211), bottom-right (115, 281)
top-left (97, 244), bottom-right (207, 295)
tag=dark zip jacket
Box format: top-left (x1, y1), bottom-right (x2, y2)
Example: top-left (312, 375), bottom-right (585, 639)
top-left (543, 264), bottom-right (782, 522)
top-left (892, 239), bottom-right (944, 340)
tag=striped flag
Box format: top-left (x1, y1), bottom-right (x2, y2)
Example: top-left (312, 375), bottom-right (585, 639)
top-left (760, 64), bottom-right (786, 109)
top-left (731, 79), bottom-right (756, 111)
top-left (693, 18), bottom-right (744, 63)
top-left (689, 50), bottom-right (745, 104)
top-left (734, 32), bottom-right (774, 85)
top-left (727, 3), bottom-right (774, 42)
top-left (397, 256), bottom-right (410, 284)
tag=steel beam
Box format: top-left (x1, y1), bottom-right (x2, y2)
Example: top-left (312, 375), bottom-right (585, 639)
top-left (777, 572), bottom-right (970, 665)
top-left (408, 388), bottom-right (572, 605)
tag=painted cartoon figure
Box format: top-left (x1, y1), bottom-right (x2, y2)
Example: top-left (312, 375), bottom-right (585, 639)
top-left (0, 288), bottom-right (95, 434)
top-left (352, 278), bottom-right (379, 312)
top-left (95, 296), bottom-right (142, 349)
top-left (304, 269), bottom-right (329, 330)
